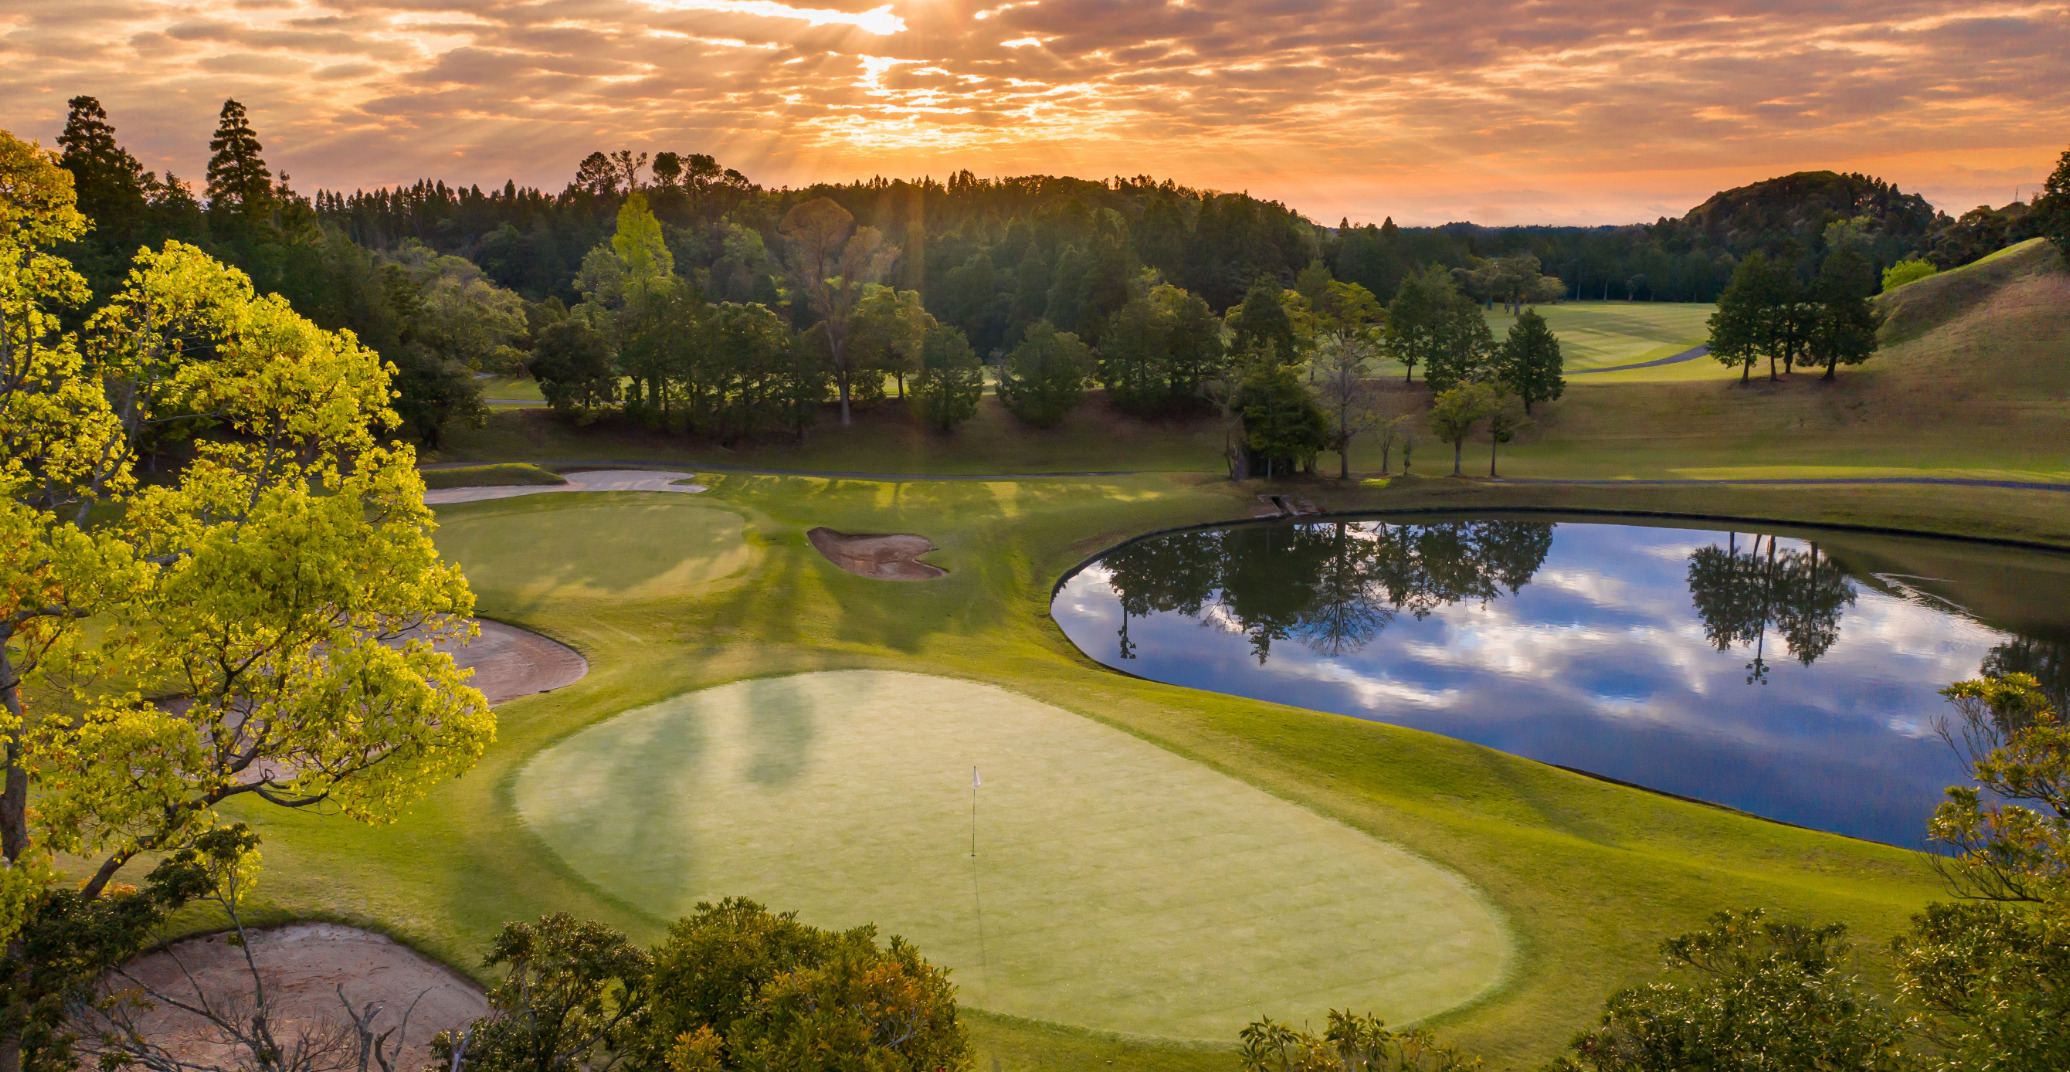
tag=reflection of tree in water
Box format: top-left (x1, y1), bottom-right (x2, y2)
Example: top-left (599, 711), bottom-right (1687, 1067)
top-left (1686, 534), bottom-right (1856, 683)
top-left (1099, 519), bottom-right (1555, 663)
top-left (1982, 634), bottom-right (2070, 724)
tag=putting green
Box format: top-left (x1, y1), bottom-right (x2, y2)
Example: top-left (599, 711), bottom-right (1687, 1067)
top-left (515, 671), bottom-right (1509, 1041)
top-left (433, 497), bottom-right (752, 605)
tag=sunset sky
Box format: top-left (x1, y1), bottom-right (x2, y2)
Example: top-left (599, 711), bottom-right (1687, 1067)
top-left (3, 0), bottom-right (2066, 226)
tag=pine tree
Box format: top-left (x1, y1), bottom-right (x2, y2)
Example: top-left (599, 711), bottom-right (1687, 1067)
top-left (205, 99), bottom-right (272, 219)
top-left (1494, 308), bottom-right (1564, 413)
top-left (56, 96), bottom-right (151, 226)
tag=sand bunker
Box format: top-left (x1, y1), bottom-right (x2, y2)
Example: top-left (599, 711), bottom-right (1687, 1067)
top-left (425, 469), bottom-right (706, 505)
top-left (104, 924), bottom-right (486, 1071)
top-left (435, 619), bottom-right (587, 705)
top-left (807, 528), bottom-right (945, 580)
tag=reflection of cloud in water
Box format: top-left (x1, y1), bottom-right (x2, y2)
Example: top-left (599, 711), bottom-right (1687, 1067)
top-left (1055, 520), bottom-right (2066, 845)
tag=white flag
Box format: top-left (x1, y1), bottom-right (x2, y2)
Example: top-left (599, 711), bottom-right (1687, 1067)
top-left (972, 767), bottom-right (981, 789)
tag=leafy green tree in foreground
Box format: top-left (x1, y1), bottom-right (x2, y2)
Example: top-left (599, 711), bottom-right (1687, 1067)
top-left (1428, 383), bottom-right (1496, 476)
top-left (650, 899), bottom-right (966, 1072)
top-left (433, 914), bottom-right (652, 1072)
top-left (998, 319), bottom-right (1089, 427)
top-left (912, 323), bottom-right (982, 432)
top-left (1890, 672), bottom-right (2070, 1069)
top-left (1493, 309), bottom-right (1563, 414)
top-left (2, 130), bottom-right (491, 1072)
top-left (437, 900), bottom-right (967, 1072)
top-left (1555, 910), bottom-right (1911, 1072)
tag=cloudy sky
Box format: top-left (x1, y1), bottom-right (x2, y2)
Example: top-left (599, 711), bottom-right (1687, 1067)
top-left (3, 0), bottom-right (2067, 225)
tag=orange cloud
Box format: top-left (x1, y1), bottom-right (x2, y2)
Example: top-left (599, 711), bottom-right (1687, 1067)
top-left (3, 0), bottom-right (2065, 223)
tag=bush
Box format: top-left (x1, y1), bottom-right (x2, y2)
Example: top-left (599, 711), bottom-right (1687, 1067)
top-left (648, 899), bottom-right (966, 1072)
top-left (1557, 909), bottom-right (1911, 1072)
top-left (1881, 258), bottom-right (1938, 292)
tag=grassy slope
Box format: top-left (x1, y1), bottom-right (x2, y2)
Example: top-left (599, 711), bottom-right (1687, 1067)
top-left (219, 473), bottom-right (2067, 1071)
top-left (1492, 238), bottom-right (2070, 480)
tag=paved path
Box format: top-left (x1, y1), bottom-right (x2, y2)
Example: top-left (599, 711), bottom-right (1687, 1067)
top-left (425, 469), bottom-right (707, 504)
top-left (485, 398), bottom-right (547, 407)
top-left (421, 460), bottom-right (1145, 482)
top-left (1569, 342), bottom-right (1710, 375)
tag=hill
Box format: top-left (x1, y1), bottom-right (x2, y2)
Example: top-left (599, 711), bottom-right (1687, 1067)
top-left (1501, 236), bottom-right (2070, 480)
top-left (1667, 170), bottom-right (1942, 252)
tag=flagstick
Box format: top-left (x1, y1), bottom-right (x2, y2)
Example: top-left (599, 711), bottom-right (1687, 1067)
top-left (970, 766), bottom-right (978, 857)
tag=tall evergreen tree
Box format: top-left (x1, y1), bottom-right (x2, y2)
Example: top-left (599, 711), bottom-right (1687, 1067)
top-left (205, 99), bottom-right (273, 220)
top-left (56, 97), bottom-right (150, 228)
top-left (1493, 309), bottom-right (1564, 413)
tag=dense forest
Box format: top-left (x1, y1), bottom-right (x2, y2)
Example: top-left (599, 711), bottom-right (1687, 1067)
top-left (39, 95), bottom-right (2070, 456)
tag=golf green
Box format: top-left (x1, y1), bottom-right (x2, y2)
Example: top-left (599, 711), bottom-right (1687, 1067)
top-left (432, 497), bottom-right (752, 606)
top-left (515, 671), bottom-right (1510, 1041)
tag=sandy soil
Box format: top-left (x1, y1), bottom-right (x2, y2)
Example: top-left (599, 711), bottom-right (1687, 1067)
top-left (104, 924), bottom-right (487, 1071)
top-left (432, 619), bottom-right (588, 705)
top-left (807, 528), bottom-right (946, 580)
top-left (424, 469), bottom-right (705, 505)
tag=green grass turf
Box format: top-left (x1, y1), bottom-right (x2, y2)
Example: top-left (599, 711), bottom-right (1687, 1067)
top-left (429, 496), bottom-right (755, 609)
top-left (479, 375), bottom-right (545, 401)
top-left (1483, 301), bottom-right (1714, 370)
top-left (215, 473), bottom-right (2049, 1069)
top-left (517, 670), bottom-right (1508, 1041)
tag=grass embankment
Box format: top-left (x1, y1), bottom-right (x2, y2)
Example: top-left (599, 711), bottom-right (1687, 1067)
top-left (1495, 238), bottom-right (2070, 482)
top-left (216, 472), bottom-right (2070, 1069)
top-left (417, 462), bottom-right (565, 489)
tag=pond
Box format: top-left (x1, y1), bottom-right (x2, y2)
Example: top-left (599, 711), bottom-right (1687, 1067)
top-left (1050, 514), bottom-right (2070, 846)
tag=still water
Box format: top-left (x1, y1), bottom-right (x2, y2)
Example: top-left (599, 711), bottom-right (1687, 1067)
top-left (1051, 515), bottom-right (2070, 845)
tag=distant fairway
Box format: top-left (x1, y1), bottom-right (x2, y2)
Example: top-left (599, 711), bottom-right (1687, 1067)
top-left (1486, 302), bottom-right (1714, 371)
top-left (515, 671), bottom-right (1509, 1041)
top-left (433, 497), bottom-right (752, 606)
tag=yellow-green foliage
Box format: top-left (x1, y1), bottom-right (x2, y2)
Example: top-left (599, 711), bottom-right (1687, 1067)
top-left (1881, 257), bottom-right (1937, 292)
top-left (3, 139), bottom-right (492, 951)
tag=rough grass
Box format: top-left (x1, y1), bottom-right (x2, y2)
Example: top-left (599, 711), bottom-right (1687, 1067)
top-left (211, 474), bottom-right (2058, 1070)
top-left (435, 395), bottom-right (1227, 475)
top-left (417, 463), bottom-right (565, 489)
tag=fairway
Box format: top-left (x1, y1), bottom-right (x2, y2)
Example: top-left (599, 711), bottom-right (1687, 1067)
top-left (1485, 301), bottom-right (1713, 370)
top-left (514, 671), bottom-right (1509, 1041)
top-left (432, 496), bottom-right (752, 607)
